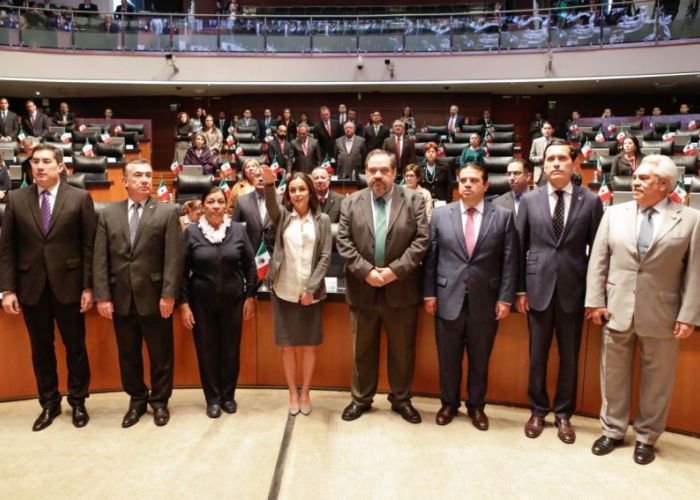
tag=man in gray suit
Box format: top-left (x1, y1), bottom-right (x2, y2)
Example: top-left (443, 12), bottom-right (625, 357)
top-left (337, 149), bottom-right (429, 423)
top-left (312, 166), bottom-right (344, 224)
top-left (528, 121), bottom-right (556, 166)
top-left (334, 121), bottom-right (366, 179)
top-left (516, 139), bottom-right (603, 444)
top-left (93, 159), bottom-right (183, 428)
top-left (291, 123), bottom-right (321, 174)
top-left (424, 163), bottom-right (518, 428)
top-left (0, 97), bottom-right (19, 141)
top-left (586, 155), bottom-right (700, 465)
top-left (232, 167), bottom-right (276, 254)
top-left (493, 159), bottom-right (532, 221)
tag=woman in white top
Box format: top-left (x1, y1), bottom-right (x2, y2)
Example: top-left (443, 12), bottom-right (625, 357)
top-left (403, 163), bottom-right (433, 222)
top-left (261, 165), bottom-right (332, 416)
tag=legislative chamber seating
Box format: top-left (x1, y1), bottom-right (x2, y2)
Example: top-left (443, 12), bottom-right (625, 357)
top-left (175, 173), bottom-right (215, 204)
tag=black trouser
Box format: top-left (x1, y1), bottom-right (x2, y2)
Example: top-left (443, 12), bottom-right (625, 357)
top-left (113, 307), bottom-right (173, 410)
top-left (190, 295), bottom-right (244, 406)
top-left (436, 294), bottom-right (498, 412)
top-left (527, 293), bottom-right (584, 419)
top-left (22, 285), bottom-right (90, 408)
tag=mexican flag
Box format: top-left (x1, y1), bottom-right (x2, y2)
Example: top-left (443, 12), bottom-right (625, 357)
top-left (78, 124), bottom-right (87, 133)
top-left (669, 180), bottom-right (687, 204)
top-left (607, 123), bottom-right (617, 135)
top-left (270, 156), bottom-right (282, 174)
top-left (255, 241), bottom-right (271, 280)
top-left (17, 128), bottom-right (26, 143)
top-left (688, 120), bottom-right (697, 131)
top-left (170, 158), bottom-right (181, 174)
top-left (157, 176), bottom-right (170, 202)
top-left (484, 147), bottom-right (490, 157)
top-left (437, 144), bottom-right (446, 157)
top-left (662, 128), bottom-right (675, 142)
top-left (20, 178), bottom-right (28, 188)
top-left (595, 131), bottom-right (605, 143)
top-left (220, 160), bottom-right (233, 178)
top-left (82, 139), bottom-right (94, 157)
top-left (113, 125), bottom-right (123, 135)
top-left (569, 123), bottom-right (579, 134)
top-left (225, 134), bottom-right (235, 146)
top-left (101, 131), bottom-right (112, 144)
top-left (321, 156), bottom-right (334, 174)
top-left (616, 131), bottom-right (625, 144)
top-left (276, 176), bottom-right (287, 195)
top-left (60, 132), bottom-right (72, 144)
top-left (235, 144), bottom-right (244, 157)
top-left (219, 179), bottom-right (231, 199)
top-left (683, 142), bottom-right (697, 156)
top-left (598, 176), bottom-right (612, 203)
top-left (581, 140), bottom-right (593, 159)
top-left (596, 156), bottom-right (603, 174)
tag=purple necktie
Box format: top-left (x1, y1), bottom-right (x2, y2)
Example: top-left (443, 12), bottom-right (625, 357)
top-left (40, 189), bottom-right (52, 232)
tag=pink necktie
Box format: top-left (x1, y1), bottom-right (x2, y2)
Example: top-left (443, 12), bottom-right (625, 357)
top-left (302, 139), bottom-right (308, 156)
top-left (448, 116), bottom-right (454, 132)
top-left (396, 136), bottom-right (402, 164)
top-left (465, 207), bottom-right (476, 257)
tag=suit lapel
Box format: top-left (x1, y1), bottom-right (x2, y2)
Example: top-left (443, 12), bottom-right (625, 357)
top-left (387, 187), bottom-right (405, 234)
top-left (559, 185), bottom-right (584, 246)
top-left (472, 201), bottom-right (496, 258)
top-left (537, 187), bottom-right (557, 242)
top-left (132, 198), bottom-right (155, 250)
top-left (623, 203), bottom-right (638, 257)
top-left (27, 185), bottom-right (44, 235)
top-left (45, 182), bottom-right (68, 236)
top-left (449, 201), bottom-right (469, 258)
top-left (362, 190), bottom-right (375, 238)
top-left (647, 202), bottom-right (682, 256)
top-left (119, 200), bottom-right (131, 248)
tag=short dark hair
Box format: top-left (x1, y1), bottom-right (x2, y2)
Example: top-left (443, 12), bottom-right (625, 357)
top-left (123, 157), bottom-right (151, 176)
top-left (200, 186), bottom-right (226, 205)
top-left (282, 172), bottom-right (319, 213)
top-left (404, 163), bottom-right (422, 178)
top-left (31, 143), bottom-right (63, 164)
top-left (508, 158), bottom-right (531, 174)
top-left (365, 149), bottom-right (396, 171)
top-left (459, 162), bottom-right (488, 183)
top-left (543, 138), bottom-right (576, 162)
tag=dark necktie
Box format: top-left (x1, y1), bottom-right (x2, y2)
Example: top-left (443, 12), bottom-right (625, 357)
top-left (374, 197), bottom-right (387, 266)
top-left (637, 207), bottom-right (656, 260)
top-left (552, 190), bottom-right (565, 240)
top-left (40, 189), bottom-right (52, 233)
top-left (129, 202), bottom-right (141, 245)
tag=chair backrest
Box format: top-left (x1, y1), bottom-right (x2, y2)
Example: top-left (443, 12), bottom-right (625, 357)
top-left (182, 165), bottom-right (204, 176)
top-left (121, 131), bottom-right (139, 146)
top-left (121, 123), bottom-right (145, 134)
top-left (641, 140), bottom-right (673, 156)
top-left (175, 173), bottom-right (215, 203)
top-left (482, 156), bottom-right (514, 174)
top-left (49, 126), bottom-right (65, 134)
top-left (72, 155), bottom-right (108, 182)
top-left (234, 132), bottom-right (256, 143)
top-left (611, 175), bottom-right (634, 192)
top-left (486, 173), bottom-right (510, 196)
top-left (236, 155), bottom-right (267, 167)
top-left (426, 125), bottom-right (448, 134)
top-left (598, 156), bottom-right (615, 174)
top-left (414, 142), bottom-right (426, 157)
top-left (96, 142), bottom-right (125, 159)
top-left (621, 120), bottom-right (642, 130)
top-left (437, 156), bottom-right (456, 170)
top-left (591, 141), bottom-right (619, 155)
top-left (414, 132), bottom-right (439, 143)
top-left (86, 127), bottom-right (103, 135)
top-left (654, 121), bottom-right (681, 133)
top-left (0, 147), bottom-right (16, 161)
top-left (461, 124), bottom-right (484, 134)
top-left (240, 143), bottom-right (264, 155)
top-left (451, 133), bottom-right (471, 144)
top-left (71, 130), bottom-right (100, 144)
top-left (485, 142), bottom-right (514, 157)
top-left (670, 155), bottom-right (698, 175)
top-left (236, 124), bottom-right (258, 135)
top-left (66, 173), bottom-right (86, 189)
top-left (487, 131), bottom-right (514, 143)
top-left (443, 143), bottom-right (468, 157)
top-left (492, 123), bottom-right (514, 132)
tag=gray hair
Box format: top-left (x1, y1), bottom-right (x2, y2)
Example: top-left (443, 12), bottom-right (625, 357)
top-left (638, 155), bottom-right (679, 193)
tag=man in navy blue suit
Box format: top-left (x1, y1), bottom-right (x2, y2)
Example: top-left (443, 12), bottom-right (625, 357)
top-left (424, 163), bottom-right (518, 429)
top-left (445, 104), bottom-right (465, 135)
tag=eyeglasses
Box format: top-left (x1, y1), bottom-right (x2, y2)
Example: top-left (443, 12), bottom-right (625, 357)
top-left (506, 171), bottom-right (525, 177)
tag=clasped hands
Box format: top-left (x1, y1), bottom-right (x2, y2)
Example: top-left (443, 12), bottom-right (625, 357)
top-left (364, 267), bottom-right (398, 287)
top-left (423, 298), bottom-right (510, 320)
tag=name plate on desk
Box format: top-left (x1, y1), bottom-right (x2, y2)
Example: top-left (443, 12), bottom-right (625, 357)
top-left (64, 157), bottom-right (72, 163)
top-left (107, 157), bottom-right (117, 164)
top-left (331, 175), bottom-right (338, 181)
top-left (434, 200), bottom-right (447, 208)
top-left (126, 145), bottom-right (134, 150)
top-left (324, 277), bottom-right (338, 293)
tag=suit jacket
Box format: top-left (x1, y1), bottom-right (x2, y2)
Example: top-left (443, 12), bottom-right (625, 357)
top-left (319, 189), bottom-right (344, 224)
top-left (423, 200), bottom-right (518, 321)
top-left (528, 136), bottom-right (555, 165)
top-left (0, 183), bottom-right (96, 305)
top-left (421, 162), bottom-right (452, 202)
top-left (0, 110), bottom-right (19, 139)
top-left (382, 135), bottom-right (417, 173)
top-left (280, 120), bottom-right (297, 141)
top-left (291, 136), bottom-right (322, 174)
top-left (478, 118), bottom-right (494, 130)
top-left (334, 135), bottom-right (366, 179)
top-left (364, 124), bottom-right (390, 152)
top-left (238, 118), bottom-right (259, 138)
top-left (93, 198), bottom-right (183, 316)
top-left (267, 138), bottom-right (293, 172)
top-left (610, 153), bottom-right (645, 178)
top-left (314, 119), bottom-right (343, 160)
top-left (217, 118), bottom-right (232, 135)
top-left (516, 184), bottom-right (603, 313)
top-left (585, 201), bottom-right (700, 337)
top-left (336, 186), bottom-right (429, 309)
top-left (493, 190), bottom-right (529, 224)
top-left (53, 112), bottom-right (76, 130)
top-left (445, 114), bottom-right (465, 132)
top-left (183, 146), bottom-right (215, 175)
top-left (78, 3), bottom-right (99, 12)
top-left (232, 189), bottom-right (276, 254)
top-left (21, 111), bottom-right (50, 138)
top-left (259, 117), bottom-right (278, 138)
top-left (264, 184), bottom-right (332, 300)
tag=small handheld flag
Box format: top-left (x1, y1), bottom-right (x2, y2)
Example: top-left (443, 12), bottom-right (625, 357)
top-left (113, 125), bottom-right (123, 135)
top-left (662, 128), bottom-right (675, 142)
top-left (688, 120), bottom-right (697, 131)
top-left (581, 140), bottom-right (593, 159)
top-left (235, 145), bottom-right (244, 157)
top-left (60, 132), bottom-right (72, 144)
top-left (226, 134), bottom-right (235, 146)
top-left (255, 241), bottom-right (271, 280)
top-left (170, 158), bottom-right (181, 174)
top-left (321, 156), bottom-right (334, 174)
top-left (616, 131), bottom-right (625, 144)
top-left (219, 179), bottom-right (231, 199)
top-left (437, 144), bottom-right (446, 158)
top-left (683, 142), bottom-right (697, 156)
top-left (82, 139), bottom-right (94, 157)
top-left (220, 160), bottom-right (233, 178)
top-left (100, 131), bottom-right (112, 144)
top-left (157, 176), bottom-right (170, 202)
top-left (270, 155), bottom-right (282, 174)
top-left (598, 176), bottom-right (612, 203)
top-left (596, 156), bottom-right (603, 173)
top-left (17, 128), bottom-right (26, 143)
top-left (276, 176), bottom-right (287, 195)
top-left (607, 123), bottom-right (617, 135)
top-left (669, 180), bottom-right (687, 204)
top-left (78, 124), bottom-right (87, 133)
top-left (595, 131), bottom-right (605, 143)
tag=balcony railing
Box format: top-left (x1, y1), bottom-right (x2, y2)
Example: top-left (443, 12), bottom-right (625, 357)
top-left (0, 3), bottom-right (698, 54)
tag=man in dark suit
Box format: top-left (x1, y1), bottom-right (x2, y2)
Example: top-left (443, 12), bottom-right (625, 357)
top-left (478, 109), bottom-right (494, 130)
top-left (424, 163), bottom-right (518, 428)
top-left (0, 97), bottom-right (19, 141)
top-left (217, 111), bottom-right (232, 135)
top-left (313, 105), bottom-right (342, 161)
top-left (337, 103), bottom-right (348, 126)
top-left (114, 0), bottom-right (135, 20)
top-left (516, 139), bottom-right (603, 444)
top-left (93, 159), bottom-right (183, 428)
top-left (334, 121), bottom-right (366, 179)
top-left (382, 120), bottom-right (416, 176)
top-left (0, 144), bottom-right (96, 431)
top-left (292, 124), bottom-right (321, 174)
top-left (232, 168), bottom-right (276, 254)
top-left (52, 101), bottom-right (76, 131)
top-left (259, 108), bottom-right (277, 139)
top-left (446, 104), bottom-right (465, 135)
top-left (77, 0), bottom-right (98, 14)
top-left (336, 149), bottom-right (430, 424)
top-left (364, 111), bottom-right (390, 152)
top-left (312, 166), bottom-right (344, 223)
top-left (22, 99), bottom-right (50, 139)
top-left (267, 124), bottom-right (293, 174)
top-left (346, 109), bottom-right (365, 139)
top-left (238, 109), bottom-right (259, 139)
top-left (493, 159), bottom-right (532, 221)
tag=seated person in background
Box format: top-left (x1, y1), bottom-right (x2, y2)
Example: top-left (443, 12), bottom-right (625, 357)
top-left (53, 102), bottom-right (75, 131)
top-left (227, 158), bottom-right (259, 213)
top-left (679, 103), bottom-right (690, 114)
top-left (459, 133), bottom-right (487, 167)
top-left (635, 107), bottom-right (646, 117)
top-left (651, 107), bottom-right (662, 116)
top-left (114, 0), bottom-right (135, 20)
top-left (601, 108), bottom-right (613, 118)
top-left (183, 132), bottom-right (216, 175)
top-left (78, 0), bottom-right (98, 13)
top-left (179, 199), bottom-right (203, 231)
top-left (103, 15), bottom-right (121, 33)
top-left (403, 164), bottom-right (433, 222)
top-left (610, 133), bottom-right (645, 178)
top-left (311, 166), bottom-right (343, 224)
top-left (0, 159), bottom-right (10, 202)
top-left (422, 142), bottom-right (452, 203)
top-left (529, 121), bottom-right (556, 166)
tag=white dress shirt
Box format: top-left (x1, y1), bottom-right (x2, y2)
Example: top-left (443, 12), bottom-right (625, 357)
top-left (274, 211), bottom-right (317, 303)
top-left (547, 182), bottom-right (574, 225)
top-left (128, 197), bottom-right (145, 220)
top-left (636, 197), bottom-right (668, 243)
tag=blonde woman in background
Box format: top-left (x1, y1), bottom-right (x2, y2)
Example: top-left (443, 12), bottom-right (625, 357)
top-left (227, 158), bottom-right (260, 213)
top-left (179, 199), bottom-right (203, 231)
top-left (403, 163), bottom-right (433, 222)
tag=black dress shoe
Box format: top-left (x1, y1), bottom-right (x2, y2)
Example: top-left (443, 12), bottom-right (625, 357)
top-left (154, 407), bottom-right (170, 427)
top-left (435, 405), bottom-right (458, 426)
top-left (633, 441), bottom-right (656, 465)
top-left (222, 400), bottom-right (237, 414)
top-left (122, 407), bottom-right (147, 428)
top-left (72, 405), bottom-right (89, 428)
top-left (391, 403), bottom-right (422, 424)
top-left (341, 401), bottom-right (371, 421)
top-left (591, 436), bottom-right (624, 456)
top-left (32, 404), bottom-right (61, 432)
top-left (467, 409), bottom-right (489, 431)
top-left (206, 404), bottom-right (222, 419)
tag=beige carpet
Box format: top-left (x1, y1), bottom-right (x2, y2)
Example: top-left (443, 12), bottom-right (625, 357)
top-left (1, 389), bottom-right (699, 500)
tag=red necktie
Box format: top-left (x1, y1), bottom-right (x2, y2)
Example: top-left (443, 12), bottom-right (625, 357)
top-left (465, 207), bottom-right (476, 257)
top-left (319, 196), bottom-right (327, 205)
top-left (31, 114), bottom-right (36, 125)
top-left (448, 116), bottom-right (455, 133)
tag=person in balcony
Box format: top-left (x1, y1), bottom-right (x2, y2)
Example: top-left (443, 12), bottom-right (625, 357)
top-left (184, 132), bottom-right (216, 175)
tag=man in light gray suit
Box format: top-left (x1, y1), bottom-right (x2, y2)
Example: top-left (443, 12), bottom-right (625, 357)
top-left (516, 139), bottom-right (603, 444)
top-left (493, 159), bottom-right (532, 221)
top-left (334, 121), bottom-right (366, 179)
top-left (585, 155), bottom-right (700, 465)
top-left (528, 121), bottom-right (556, 166)
top-left (424, 163), bottom-right (518, 429)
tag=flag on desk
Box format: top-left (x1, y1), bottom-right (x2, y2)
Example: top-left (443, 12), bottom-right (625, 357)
top-left (225, 134), bottom-right (235, 146)
top-left (683, 142), bottom-right (697, 156)
top-left (321, 156), bottom-right (334, 175)
top-left (220, 160), bottom-right (233, 178)
top-left (17, 128), bottom-right (26, 144)
top-left (595, 131), bottom-right (605, 143)
top-left (101, 131), bottom-right (112, 144)
top-left (598, 176), bottom-right (612, 204)
top-left (581, 140), bottom-right (593, 159)
top-left (114, 125), bottom-right (123, 135)
top-left (616, 131), bottom-right (626, 144)
top-left (437, 144), bottom-right (446, 158)
top-left (82, 139), bottom-right (94, 157)
top-left (235, 145), bottom-right (244, 157)
top-left (607, 123), bottom-right (617, 135)
top-left (276, 176), bottom-right (287, 196)
top-left (688, 120), bottom-right (697, 131)
top-left (270, 155), bottom-right (282, 174)
top-left (255, 241), bottom-right (271, 280)
top-left (669, 180), bottom-right (687, 204)
top-left (60, 132), bottom-right (72, 144)
top-left (157, 176), bottom-right (170, 202)
top-left (170, 157), bottom-right (181, 174)
top-left (569, 123), bottom-right (579, 135)
top-left (78, 124), bottom-right (87, 133)
top-left (596, 156), bottom-right (603, 174)
top-left (662, 128), bottom-right (676, 142)
top-left (219, 179), bottom-right (231, 199)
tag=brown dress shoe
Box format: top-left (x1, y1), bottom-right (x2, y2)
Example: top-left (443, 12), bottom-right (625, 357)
top-left (435, 405), bottom-right (458, 426)
top-left (467, 409), bottom-right (489, 431)
top-left (555, 417), bottom-right (576, 444)
top-left (524, 415), bottom-right (545, 438)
